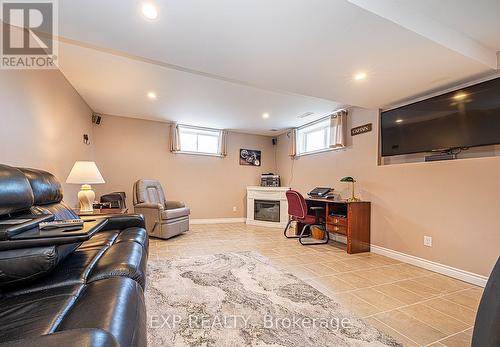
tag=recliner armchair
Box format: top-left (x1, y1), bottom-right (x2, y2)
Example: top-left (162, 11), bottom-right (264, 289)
top-left (133, 179), bottom-right (190, 239)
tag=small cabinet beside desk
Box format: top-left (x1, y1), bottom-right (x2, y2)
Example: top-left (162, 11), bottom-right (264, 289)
top-left (306, 198), bottom-right (371, 254)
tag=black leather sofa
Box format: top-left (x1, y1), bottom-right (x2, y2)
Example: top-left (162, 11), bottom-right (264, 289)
top-left (472, 256), bottom-right (500, 347)
top-left (0, 164), bottom-right (148, 347)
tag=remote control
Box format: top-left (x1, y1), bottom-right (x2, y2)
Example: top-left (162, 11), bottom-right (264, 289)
top-left (39, 219), bottom-right (84, 230)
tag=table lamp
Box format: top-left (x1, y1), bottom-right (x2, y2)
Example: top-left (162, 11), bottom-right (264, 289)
top-left (66, 161), bottom-right (105, 212)
top-left (340, 176), bottom-right (360, 202)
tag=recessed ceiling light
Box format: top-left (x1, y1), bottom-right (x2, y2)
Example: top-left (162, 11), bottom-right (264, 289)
top-left (354, 72), bottom-right (367, 81)
top-left (147, 91), bottom-right (157, 99)
top-left (141, 3), bottom-right (158, 20)
top-left (395, 119), bottom-right (403, 123)
top-left (262, 113), bottom-right (270, 119)
top-left (453, 92), bottom-right (467, 100)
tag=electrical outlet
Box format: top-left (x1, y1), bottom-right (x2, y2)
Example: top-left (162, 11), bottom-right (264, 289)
top-left (423, 236), bottom-right (432, 247)
top-left (232, 206), bottom-right (237, 212)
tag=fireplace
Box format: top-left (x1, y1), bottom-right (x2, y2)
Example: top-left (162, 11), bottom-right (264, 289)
top-left (254, 200), bottom-right (280, 222)
top-left (246, 186), bottom-right (290, 228)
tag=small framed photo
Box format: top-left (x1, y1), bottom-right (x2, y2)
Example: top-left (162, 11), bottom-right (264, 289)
top-left (239, 149), bottom-right (261, 166)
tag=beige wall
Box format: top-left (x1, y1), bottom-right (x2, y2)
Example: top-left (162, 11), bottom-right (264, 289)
top-left (0, 69), bottom-right (94, 207)
top-left (3, 68), bottom-right (497, 277)
top-left (92, 115), bottom-right (276, 219)
top-left (276, 107), bottom-right (500, 277)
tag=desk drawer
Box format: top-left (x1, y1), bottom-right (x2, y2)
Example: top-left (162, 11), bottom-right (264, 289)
top-left (327, 223), bottom-right (347, 235)
top-left (327, 215), bottom-right (348, 226)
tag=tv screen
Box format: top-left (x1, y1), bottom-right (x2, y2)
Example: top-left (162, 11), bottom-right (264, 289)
top-left (381, 77), bottom-right (500, 157)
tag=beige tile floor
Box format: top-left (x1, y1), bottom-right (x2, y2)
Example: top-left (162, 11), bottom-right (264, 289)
top-left (148, 223), bottom-right (481, 347)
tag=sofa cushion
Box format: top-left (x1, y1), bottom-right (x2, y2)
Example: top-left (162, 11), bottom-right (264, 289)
top-left (115, 227), bottom-right (148, 249)
top-left (0, 329), bottom-right (120, 347)
top-left (78, 230), bottom-right (120, 250)
top-left (0, 165), bottom-right (34, 216)
top-left (18, 168), bottom-right (63, 206)
top-left (18, 168), bottom-right (80, 220)
top-left (0, 328), bottom-right (119, 347)
top-left (161, 207), bottom-right (190, 220)
top-left (3, 247), bottom-right (105, 296)
top-left (89, 241), bottom-right (147, 288)
top-left (0, 278), bottom-right (146, 347)
top-left (0, 243), bottom-right (79, 288)
top-left (57, 277), bottom-right (146, 347)
top-left (5, 227), bottom-right (148, 296)
top-left (31, 202), bottom-right (79, 221)
top-left (0, 285), bottom-right (84, 342)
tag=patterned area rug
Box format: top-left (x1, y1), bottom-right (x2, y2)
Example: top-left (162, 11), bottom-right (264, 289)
top-left (145, 252), bottom-right (401, 346)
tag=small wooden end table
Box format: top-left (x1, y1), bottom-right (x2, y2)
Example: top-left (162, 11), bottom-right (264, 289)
top-left (73, 208), bottom-right (128, 217)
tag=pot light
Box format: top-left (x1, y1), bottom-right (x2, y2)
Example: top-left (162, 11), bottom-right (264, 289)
top-left (147, 91), bottom-right (157, 99)
top-left (262, 113), bottom-right (270, 119)
top-left (453, 92), bottom-right (467, 101)
top-left (141, 3), bottom-right (158, 20)
top-left (354, 72), bottom-right (367, 81)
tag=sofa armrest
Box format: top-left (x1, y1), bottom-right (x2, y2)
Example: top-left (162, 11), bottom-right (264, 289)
top-left (165, 201), bottom-right (185, 209)
top-left (81, 214), bottom-right (145, 231)
top-left (0, 328), bottom-right (119, 347)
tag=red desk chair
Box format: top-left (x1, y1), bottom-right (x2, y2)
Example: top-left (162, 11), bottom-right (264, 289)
top-left (284, 189), bottom-right (329, 245)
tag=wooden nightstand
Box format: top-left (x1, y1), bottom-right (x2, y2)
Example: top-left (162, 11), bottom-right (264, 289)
top-left (73, 208), bottom-right (128, 217)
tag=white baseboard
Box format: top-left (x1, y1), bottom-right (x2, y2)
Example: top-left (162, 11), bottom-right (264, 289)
top-left (371, 245), bottom-right (488, 287)
top-left (190, 218), bottom-right (246, 225)
top-left (246, 219), bottom-right (287, 229)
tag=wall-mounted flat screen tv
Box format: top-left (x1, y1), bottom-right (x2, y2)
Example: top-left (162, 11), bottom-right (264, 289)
top-left (381, 77), bottom-right (500, 157)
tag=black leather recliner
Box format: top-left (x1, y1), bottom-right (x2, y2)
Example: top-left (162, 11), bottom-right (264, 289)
top-left (0, 164), bottom-right (148, 347)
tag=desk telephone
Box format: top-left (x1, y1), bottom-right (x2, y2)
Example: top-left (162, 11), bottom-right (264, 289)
top-left (307, 187), bottom-right (335, 199)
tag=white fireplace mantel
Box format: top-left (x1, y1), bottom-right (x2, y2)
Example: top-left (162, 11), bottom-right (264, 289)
top-left (246, 186), bottom-right (290, 228)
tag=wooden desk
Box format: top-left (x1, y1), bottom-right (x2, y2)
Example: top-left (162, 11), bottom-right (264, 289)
top-left (73, 208), bottom-right (128, 217)
top-left (305, 198), bottom-right (371, 254)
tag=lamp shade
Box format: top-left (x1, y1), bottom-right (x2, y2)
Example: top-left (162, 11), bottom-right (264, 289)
top-left (340, 176), bottom-right (355, 183)
top-left (66, 161), bottom-right (105, 184)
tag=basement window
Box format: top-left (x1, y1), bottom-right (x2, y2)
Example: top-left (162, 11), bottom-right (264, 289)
top-left (297, 118), bottom-right (331, 155)
top-left (178, 125), bottom-right (221, 155)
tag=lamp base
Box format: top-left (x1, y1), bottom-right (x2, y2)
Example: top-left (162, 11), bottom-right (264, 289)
top-left (348, 182), bottom-right (360, 202)
top-left (77, 184), bottom-right (95, 212)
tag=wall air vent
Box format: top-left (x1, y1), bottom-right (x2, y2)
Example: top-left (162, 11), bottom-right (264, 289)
top-left (298, 112), bottom-right (315, 119)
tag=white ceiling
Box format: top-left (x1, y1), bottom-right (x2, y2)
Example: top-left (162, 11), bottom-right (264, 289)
top-left (49, 0), bottom-right (500, 134)
top-left (402, 0), bottom-right (500, 51)
top-left (58, 41), bottom-right (341, 135)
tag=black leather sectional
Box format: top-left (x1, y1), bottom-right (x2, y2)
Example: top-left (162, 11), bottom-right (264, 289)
top-left (0, 164), bottom-right (148, 347)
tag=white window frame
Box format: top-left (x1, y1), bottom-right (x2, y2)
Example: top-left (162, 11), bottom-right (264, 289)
top-left (177, 124), bottom-right (222, 157)
top-left (296, 117), bottom-right (332, 156)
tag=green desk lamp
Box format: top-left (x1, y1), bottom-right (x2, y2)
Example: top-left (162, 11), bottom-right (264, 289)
top-left (340, 176), bottom-right (360, 202)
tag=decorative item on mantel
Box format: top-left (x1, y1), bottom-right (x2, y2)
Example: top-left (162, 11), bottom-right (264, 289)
top-left (340, 176), bottom-right (360, 202)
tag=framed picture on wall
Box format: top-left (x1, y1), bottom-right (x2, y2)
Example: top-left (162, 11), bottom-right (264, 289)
top-left (239, 149), bottom-right (261, 166)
